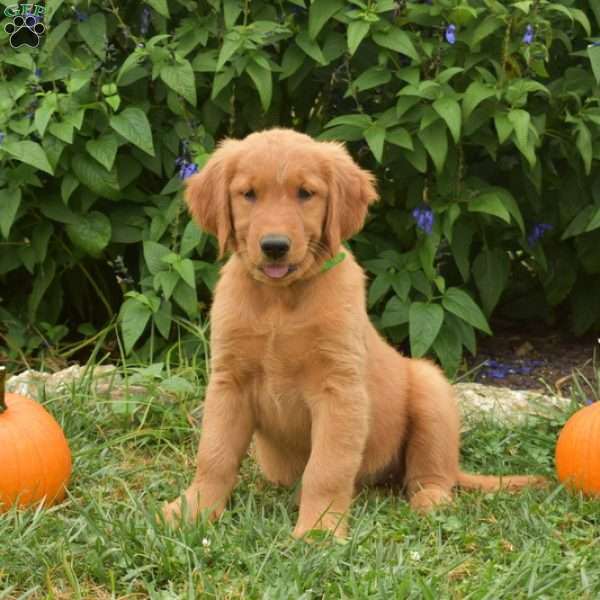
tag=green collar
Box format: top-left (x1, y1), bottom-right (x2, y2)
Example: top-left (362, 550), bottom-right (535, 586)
top-left (320, 251), bottom-right (346, 273)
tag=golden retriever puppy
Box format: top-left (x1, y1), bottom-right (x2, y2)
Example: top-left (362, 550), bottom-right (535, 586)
top-left (164, 128), bottom-right (545, 538)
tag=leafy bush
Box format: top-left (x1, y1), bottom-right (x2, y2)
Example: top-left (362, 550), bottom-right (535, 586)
top-left (1, 0), bottom-right (599, 374)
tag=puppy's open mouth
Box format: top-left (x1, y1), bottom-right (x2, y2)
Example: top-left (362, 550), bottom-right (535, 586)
top-left (262, 264), bottom-right (298, 279)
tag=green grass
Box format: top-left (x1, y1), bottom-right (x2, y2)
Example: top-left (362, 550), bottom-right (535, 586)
top-left (2, 363), bottom-right (600, 599)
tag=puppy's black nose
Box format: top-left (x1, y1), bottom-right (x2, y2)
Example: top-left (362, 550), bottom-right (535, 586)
top-left (260, 235), bottom-right (291, 259)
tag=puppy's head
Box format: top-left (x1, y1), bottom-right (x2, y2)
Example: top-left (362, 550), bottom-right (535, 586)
top-left (185, 128), bottom-right (378, 286)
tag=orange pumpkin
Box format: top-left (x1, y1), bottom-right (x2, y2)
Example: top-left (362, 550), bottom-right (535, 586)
top-left (555, 401), bottom-right (600, 496)
top-left (0, 367), bottom-right (72, 512)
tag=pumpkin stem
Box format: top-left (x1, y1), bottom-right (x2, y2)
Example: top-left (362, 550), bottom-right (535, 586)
top-left (0, 367), bottom-right (6, 413)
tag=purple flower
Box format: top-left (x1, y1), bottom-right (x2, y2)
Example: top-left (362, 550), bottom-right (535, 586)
top-left (523, 24), bottom-right (535, 45)
top-left (34, 68), bottom-right (42, 78)
top-left (176, 157), bottom-right (199, 180)
top-left (140, 6), bottom-right (151, 35)
top-left (584, 397), bottom-right (594, 406)
top-left (412, 206), bottom-right (434, 234)
top-left (445, 24), bottom-right (456, 45)
top-left (75, 10), bottom-right (88, 22)
top-left (487, 368), bottom-right (508, 379)
top-left (0, 132), bottom-right (4, 144)
top-left (528, 223), bottom-right (552, 246)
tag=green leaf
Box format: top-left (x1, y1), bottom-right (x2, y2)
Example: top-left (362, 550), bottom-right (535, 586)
top-left (347, 19), bottom-right (370, 55)
top-left (280, 44), bottom-right (305, 79)
top-left (86, 134), bottom-right (119, 171)
top-left (28, 259), bottom-right (56, 320)
top-left (144, 241), bottom-right (171, 274)
top-left (110, 108), bottom-right (155, 156)
top-left (117, 51), bottom-right (146, 85)
top-left (71, 154), bottom-right (120, 199)
top-left (246, 60), bottom-right (272, 111)
top-left (418, 121), bottom-right (447, 174)
top-left (368, 273), bottom-right (392, 308)
top-left (48, 121), bottom-right (74, 144)
top-left (462, 81), bottom-right (495, 120)
top-left (145, 0), bottom-right (169, 17)
top-left (588, 46), bottom-right (600, 85)
top-left (386, 127), bottom-right (413, 150)
top-left (442, 287), bottom-right (491, 334)
top-left (223, 0), bottom-right (242, 27)
top-left (216, 35), bottom-right (243, 71)
top-left (154, 270), bottom-right (179, 300)
top-left (65, 212), bottom-right (112, 257)
top-left (432, 97), bottom-right (461, 144)
top-left (309, 0), bottom-right (344, 38)
top-left (34, 93), bottom-right (57, 137)
top-left (0, 188), bottom-right (22, 238)
top-left (372, 28), bottom-right (419, 61)
top-left (325, 114), bottom-right (372, 129)
top-left (497, 188), bottom-right (525, 234)
top-left (472, 248), bottom-right (509, 317)
top-left (391, 271), bottom-right (411, 301)
top-left (352, 66), bottom-right (391, 93)
top-left (381, 296), bottom-right (409, 328)
top-left (40, 198), bottom-right (80, 224)
top-left (409, 302), bottom-right (444, 357)
top-left (212, 67), bottom-right (235, 98)
top-left (2, 141), bottom-right (53, 174)
top-left (173, 280), bottom-right (198, 317)
top-left (296, 31), bottom-right (327, 64)
top-left (494, 112), bottom-right (513, 144)
top-left (508, 109), bottom-right (530, 151)
top-left (364, 125), bottom-right (386, 163)
top-left (180, 221), bottom-right (206, 257)
top-left (31, 221), bottom-right (54, 264)
top-left (575, 122), bottom-right (592, 175)
top-left (468, 192), bottom-right (511, 223)
top-left (432, 322), bottom-right (461, 377)
top-left (153, 300), bottom-right (172, 339)
top-left (445, 312), bottom-right (476, 356)
top-left (585, 208), bottom-right (600, 233)
top-left (78, 13), bottom-right (106, 60)
top-left (120, 298), bottom-right (152, 354)
top-left (450, 221), bottom-right (473, 282)
top-left (173, 258), bottom-right (196, 289)
top-left (160, 59), bottom-right (197, 106)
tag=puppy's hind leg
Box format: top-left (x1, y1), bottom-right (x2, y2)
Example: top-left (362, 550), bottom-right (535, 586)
top-left (403, 359), bottom-right (460, 513)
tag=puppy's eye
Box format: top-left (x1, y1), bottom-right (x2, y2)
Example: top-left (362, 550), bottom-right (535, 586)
top-left (298, 188), bottom-right (313, 201)
top-left (243, 189), bottom-right (256, 202)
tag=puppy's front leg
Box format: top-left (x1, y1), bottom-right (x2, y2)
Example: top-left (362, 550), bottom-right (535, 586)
top-left (163, 374), bottom-right (254, 524)
top-left (294, 384), bottom-right (369, 539)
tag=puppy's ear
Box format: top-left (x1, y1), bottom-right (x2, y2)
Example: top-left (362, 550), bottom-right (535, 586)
top-left (185, 140), bottom-right (239, 258)
top-left (322, 142), bottom-right (378, 256)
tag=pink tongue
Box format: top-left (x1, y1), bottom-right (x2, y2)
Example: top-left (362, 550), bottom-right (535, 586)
top-left (264, 265), bottom-right (289, 279)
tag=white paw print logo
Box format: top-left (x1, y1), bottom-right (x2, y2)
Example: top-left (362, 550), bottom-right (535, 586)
top-left (5, 14), bottom-right (45, 49)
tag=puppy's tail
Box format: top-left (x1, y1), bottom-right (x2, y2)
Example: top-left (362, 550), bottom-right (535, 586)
top-left (457, 471), bottom-right (548, 491)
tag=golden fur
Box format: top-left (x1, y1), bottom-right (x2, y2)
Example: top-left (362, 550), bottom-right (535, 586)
top-left (164, 128), bottom-right (545, 538)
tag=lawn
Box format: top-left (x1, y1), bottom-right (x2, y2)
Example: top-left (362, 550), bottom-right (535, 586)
top-left (1, 362), bottom-right (600, 600)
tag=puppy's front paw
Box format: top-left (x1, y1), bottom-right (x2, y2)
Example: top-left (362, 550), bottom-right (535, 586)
top-left (162, 487), bottom-right (202, 526)
top-left (409, 486), bottom-right (452, 513)
top-left (292, 519), bottom-right (348, 541)
top-left (162, 497), bottom-right (185, 525)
